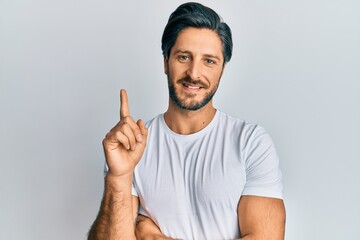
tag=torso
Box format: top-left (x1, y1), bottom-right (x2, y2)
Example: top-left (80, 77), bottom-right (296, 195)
top-left (133, 111), bottom-right (253, 239)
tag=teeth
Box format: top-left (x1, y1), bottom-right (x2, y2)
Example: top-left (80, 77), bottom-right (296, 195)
top-left (184, 84), bottom-right (200, 89)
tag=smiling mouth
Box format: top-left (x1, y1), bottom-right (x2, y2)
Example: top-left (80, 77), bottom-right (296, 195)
top-left (183, 83), bottom-right (202, 90)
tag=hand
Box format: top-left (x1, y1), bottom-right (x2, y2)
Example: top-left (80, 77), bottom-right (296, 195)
top-left (103, 89), bottom-right (148, 179)
top-left (135, 215), bottom-right (173, 240)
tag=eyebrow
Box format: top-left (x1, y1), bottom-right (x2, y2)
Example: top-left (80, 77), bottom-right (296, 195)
top-left (173, 50), bottom-right (191, 55)
top-left (173, 50), bottom-right (222, 61)
top-left (203, 54), bottom-right (221, 61)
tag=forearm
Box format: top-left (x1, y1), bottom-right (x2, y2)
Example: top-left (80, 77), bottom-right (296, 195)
top-left (88, 174), bottom-right (136, 240)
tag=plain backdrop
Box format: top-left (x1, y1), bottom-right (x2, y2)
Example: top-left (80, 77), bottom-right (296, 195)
top-left (1, 0), bottom-right (359, 239)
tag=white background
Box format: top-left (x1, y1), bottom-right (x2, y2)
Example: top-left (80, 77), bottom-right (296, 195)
top-left (1, 0), bottom-right (359, 239)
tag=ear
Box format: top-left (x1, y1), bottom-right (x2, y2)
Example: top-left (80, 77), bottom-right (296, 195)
top-left (163, 56), bottom-right (169, 75)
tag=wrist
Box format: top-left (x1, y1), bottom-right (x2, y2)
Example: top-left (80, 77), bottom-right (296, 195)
top-left (105, 172), bottom-right (133, 194)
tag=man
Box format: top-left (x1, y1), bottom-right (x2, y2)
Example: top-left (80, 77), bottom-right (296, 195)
top-left (88, 2), bottom-right (285, 239)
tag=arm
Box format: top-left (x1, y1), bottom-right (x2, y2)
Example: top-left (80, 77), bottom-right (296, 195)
top-left (237, 196), bottom-right (286, 240)
top-left (134, 197), bottom-right (285, 240)
top-left (88, 89), bottom-right (148, 240)
top-left (88, 177), bottom-right (139, 240)
top-left (135, 215), bottom-right (173, 240)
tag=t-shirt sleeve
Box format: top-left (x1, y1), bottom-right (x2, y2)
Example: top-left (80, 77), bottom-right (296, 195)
top-left (241, 126), bottom-right (283, 199)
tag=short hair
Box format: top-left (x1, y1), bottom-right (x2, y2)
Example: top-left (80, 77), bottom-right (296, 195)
top-left (161, 2), bottom-right (233, 64)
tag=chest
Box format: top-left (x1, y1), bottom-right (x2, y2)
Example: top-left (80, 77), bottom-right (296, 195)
top-left (133, 134), bottom-right (245, 238)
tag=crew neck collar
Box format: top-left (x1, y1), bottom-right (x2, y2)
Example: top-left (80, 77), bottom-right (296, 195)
top-left (160, 110), bottom-right (220, 141)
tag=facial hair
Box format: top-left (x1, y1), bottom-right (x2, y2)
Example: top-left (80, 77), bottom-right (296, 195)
top-left (167, 75), bottom-right (220, 111)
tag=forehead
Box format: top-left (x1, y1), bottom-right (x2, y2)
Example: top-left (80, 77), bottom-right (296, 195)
top-left (171, 27), bottom-right (223, 59)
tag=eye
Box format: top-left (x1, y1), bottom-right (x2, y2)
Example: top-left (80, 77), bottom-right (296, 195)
top-left (205, 59), bottom-right (216, 65)
top-left (178, 55), bottom-right (191, 62)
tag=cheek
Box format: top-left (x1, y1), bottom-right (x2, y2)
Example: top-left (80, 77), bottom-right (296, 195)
top-left (206, 69), bottom-right (222, 83)
top-left (169, 65), bottom-right (187, 79)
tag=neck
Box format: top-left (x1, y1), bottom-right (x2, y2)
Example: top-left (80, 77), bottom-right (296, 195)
top-left (164, 100), bottom-right (216, 135)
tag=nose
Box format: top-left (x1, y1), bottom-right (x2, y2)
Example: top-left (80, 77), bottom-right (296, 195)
top-left (186, 60), bottom-right (202, 80)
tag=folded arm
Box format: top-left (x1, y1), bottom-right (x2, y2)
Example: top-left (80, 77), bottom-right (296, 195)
top-left (135, 196), bottom-right (285, 240)
top-left (135, 214), bottom-right (173, 240)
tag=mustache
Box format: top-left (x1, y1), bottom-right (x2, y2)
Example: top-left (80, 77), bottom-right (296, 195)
top-left (177, 77), bottom-right (209, 88)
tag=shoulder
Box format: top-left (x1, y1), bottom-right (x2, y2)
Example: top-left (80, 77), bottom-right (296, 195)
top-left (216, 110), bottom-right (262, 137)
top-left (144, 114), bottom-right (163, 128)
top-left (216, 110), bottom-right (275, 149)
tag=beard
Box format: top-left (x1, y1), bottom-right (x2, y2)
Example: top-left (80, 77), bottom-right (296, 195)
top-left (167, 75), bottom-right (220, 111)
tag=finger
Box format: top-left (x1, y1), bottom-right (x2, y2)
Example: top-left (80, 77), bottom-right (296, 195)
top-left (110, 116), bottom-right (143, 143)
top-left (137, 119), bottom-right (147, 135)
top-left (120, 124), bottom-right (137, 150)
top-left (137, 119), bottom-right (148, 144)
top-left (120, 89), bottom-right (130, 119)
top-left (104, 131), bottom-right (130, 150)
top-left (122, 115), bottom-right (143, 143)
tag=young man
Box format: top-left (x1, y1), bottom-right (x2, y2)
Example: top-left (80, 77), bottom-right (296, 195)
top-left (88, 2), bottom-right (285, 239)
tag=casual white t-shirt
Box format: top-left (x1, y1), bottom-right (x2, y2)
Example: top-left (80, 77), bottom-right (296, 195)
top-left (131, 110), bottom-right (283, 240)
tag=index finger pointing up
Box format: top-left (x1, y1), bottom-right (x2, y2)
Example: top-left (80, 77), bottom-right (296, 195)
top-left (120, 89), bottom-right (130, 119)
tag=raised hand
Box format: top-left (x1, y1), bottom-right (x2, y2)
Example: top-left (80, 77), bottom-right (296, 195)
top-left (102, 89), bottom-right (148, 179)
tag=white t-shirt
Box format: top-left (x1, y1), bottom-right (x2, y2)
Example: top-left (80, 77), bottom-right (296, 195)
top-left (132, 110), bottom-right (283, 240)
